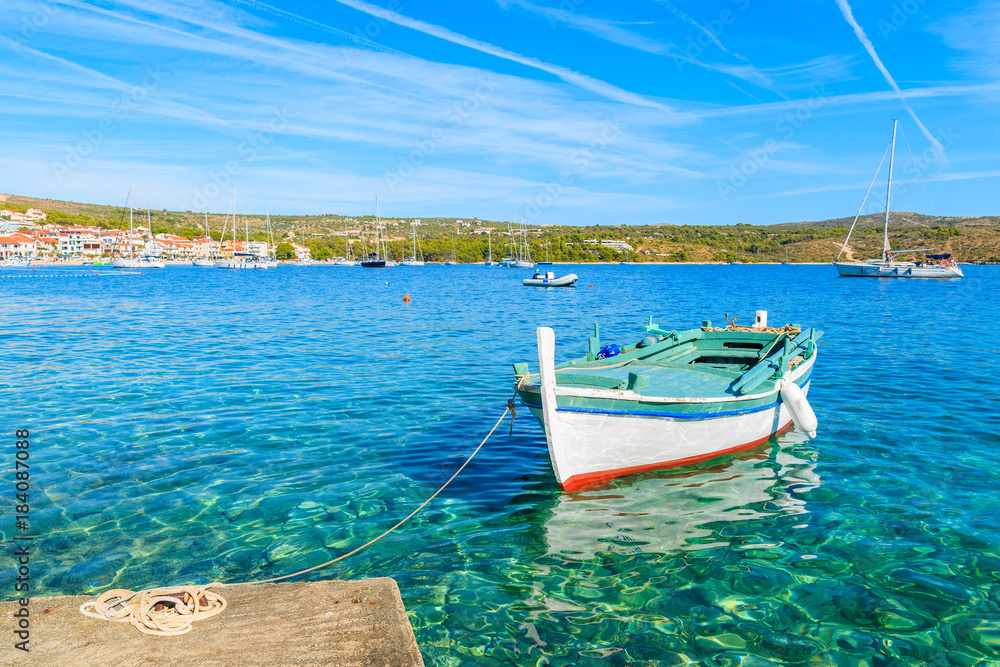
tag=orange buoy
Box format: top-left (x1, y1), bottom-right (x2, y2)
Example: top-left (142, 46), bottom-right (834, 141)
top-left (589, 284), bottom-right (593, 288)
top-left (403, 293), bottom-right (411, 303)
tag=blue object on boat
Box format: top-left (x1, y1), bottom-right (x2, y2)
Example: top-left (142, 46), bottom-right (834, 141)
top-left (597, 344), bottom-right (620, 359)
top-left (926, 253), bottom-right (951, 259)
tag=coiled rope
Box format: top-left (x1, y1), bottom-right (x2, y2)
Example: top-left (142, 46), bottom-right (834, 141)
top-left (80, 406), bottom-right (511, 636)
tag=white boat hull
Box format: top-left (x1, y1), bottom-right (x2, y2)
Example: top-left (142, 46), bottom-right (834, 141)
top-left (523, 273), bottom-right (578, 287)
top-left (527, 327), bottom-right (816, 491)
top-left (215, 260), bottom-right (268, 269)
top-left (524, 386), bottom-right (806, 491)
top-left (834, 261), bottom-right (963, 278)
top-left (399, 260), bottom-right (425, 266)
top-left (192, 259), bottom-right (216, 267)
top-left (112, 258), bottom-right (164, 269)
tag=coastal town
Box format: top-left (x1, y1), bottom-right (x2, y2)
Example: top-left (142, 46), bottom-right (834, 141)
top-left (0, 207), bottom-right (310, 262)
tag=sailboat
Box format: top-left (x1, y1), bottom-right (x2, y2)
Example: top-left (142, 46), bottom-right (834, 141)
top-left (510, 216), bottom-right (533, 268)
top-left (361, 196), bottom-right (390, 268)
top-left (483, 229), bottom-right (495, 266)
top-left (537, 240), bottom-right (553, 265)
top-left (332, 217), bottom-right (355, 266)
top-left (193, 212), bottom-right (216, 267)
top-left (215, 189), bottom-right (268, 269)
top-left (112, 184), bottom-right (164, 268)
top-left (833, 120), bottom-right (963, 278)
top-left (444, 233), bottom-right (458, 265)
top-left (499, 221), bottom-right (516, 267)
top-left (400, 222), bottom-right (425, 266)
top-left (258, 204), bottom-right (278, 268)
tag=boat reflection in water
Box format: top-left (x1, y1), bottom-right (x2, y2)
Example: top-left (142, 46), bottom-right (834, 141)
top-left (540, 432), bottom-right (820, 560)
top-left (510, 433), bottom-right (822, 639)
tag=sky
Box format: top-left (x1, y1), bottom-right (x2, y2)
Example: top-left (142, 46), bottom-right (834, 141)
top-left (1, 0), bottom-right (997, 225)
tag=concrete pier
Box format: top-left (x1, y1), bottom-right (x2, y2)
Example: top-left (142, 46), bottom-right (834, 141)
top-left (2, 577), bottom-right (424, 666)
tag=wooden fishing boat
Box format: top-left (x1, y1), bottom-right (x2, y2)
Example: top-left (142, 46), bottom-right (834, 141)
top-left (512, 312), bottom-right (822, 491)
top-left (523, 270), bottom-right (577, 287)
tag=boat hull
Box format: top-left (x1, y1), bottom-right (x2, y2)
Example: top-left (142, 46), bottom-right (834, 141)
top-left (112, 258), bottom-right (165, 269)
top-left (192, 259), bottom-right (215, 267)
top-left (521, 380), bottom-right (808, 491)
top-left (215, 260), bottom-right (268, 269)
top-left (834, 262), bottom-right (963, 278)
top-left (523, 274), bottom-right (578, 287)
top-left (361, 260), bottom-right (387, 268)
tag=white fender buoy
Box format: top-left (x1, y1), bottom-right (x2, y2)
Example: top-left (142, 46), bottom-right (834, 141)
top-left (778, 379), bottom-right (817, 438)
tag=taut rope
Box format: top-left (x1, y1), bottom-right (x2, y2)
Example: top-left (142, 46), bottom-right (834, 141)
top-left (80, 407), bottom-right (511, 636)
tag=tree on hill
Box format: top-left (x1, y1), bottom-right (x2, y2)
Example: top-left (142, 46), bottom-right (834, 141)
top-left (275, 242), bottom-right (296, 260)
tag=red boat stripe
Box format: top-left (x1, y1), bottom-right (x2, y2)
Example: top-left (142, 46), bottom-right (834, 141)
top-left (559, 420), bottom-right (794, 492)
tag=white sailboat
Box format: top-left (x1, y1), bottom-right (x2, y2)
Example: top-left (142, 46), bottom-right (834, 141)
top-left (400, 222), bottom-right (425, 266)
top-left (193, 212), bottom-right (216, 266)
top-left (215, 189), bottom-right (268, 269)
top-left (112, 184), bottom-right (164, 269)
top-left (331, 218), bottom-right (355, 266)
top-left (484, 229), bottom-right (495, 265)
top-left (833, 120), bottom-right (963, 278)
top-left (512, 216), bottom-right (533, 268)
top-left (444, 232), bottom-right (458, 265)
top-left (259, 203), bottom-right (278, 268)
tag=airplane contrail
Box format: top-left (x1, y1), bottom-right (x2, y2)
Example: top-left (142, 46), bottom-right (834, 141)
top-left (833, 0), bottom-right (945, 155)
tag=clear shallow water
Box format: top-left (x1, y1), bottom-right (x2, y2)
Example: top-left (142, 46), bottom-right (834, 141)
top-left (2, 264), bottom-right (998, 665)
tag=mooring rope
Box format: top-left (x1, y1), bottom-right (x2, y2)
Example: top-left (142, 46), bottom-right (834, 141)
top-left (80, 407), bottom-right (511, 636)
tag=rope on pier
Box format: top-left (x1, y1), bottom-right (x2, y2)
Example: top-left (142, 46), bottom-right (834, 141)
top-left (79, 406), bottom-right (511, 636)
top-left (79, 585), bottom-right (226, 637)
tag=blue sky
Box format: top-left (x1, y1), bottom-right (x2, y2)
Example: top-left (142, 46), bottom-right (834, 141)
top-left (1, 0), bottom-right (997, 225)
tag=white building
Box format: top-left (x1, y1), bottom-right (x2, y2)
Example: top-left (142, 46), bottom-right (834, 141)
top-left (584, 239), bottom-right (634, 252)
top-left (57, 230), bottom-right (101, 256)
top-left (0, 233), bottom-right (36, 259)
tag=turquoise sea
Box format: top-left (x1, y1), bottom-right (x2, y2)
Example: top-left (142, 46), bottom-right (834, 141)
top-left (2, 263), bottom-right (999, 665)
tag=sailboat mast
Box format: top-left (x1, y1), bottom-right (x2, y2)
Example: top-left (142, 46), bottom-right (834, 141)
top-left (231, 189), bottom-right (236, 251)
top-left (147, 197), bottom-right (152, 258)
top-left (127, 180), bottom-right (133, 258)
top-left (884, 119), bottom-right (897, 258)
top-left (375, 195), bottom-right (381, 260)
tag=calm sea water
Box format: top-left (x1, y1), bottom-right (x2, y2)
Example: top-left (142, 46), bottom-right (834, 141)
top-left (2, 263), bottom-right (998, 665)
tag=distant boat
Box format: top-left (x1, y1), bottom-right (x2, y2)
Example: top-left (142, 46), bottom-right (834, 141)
top-left (444, 233), bottom-right (458, 265)
top-left (331, 217), bottom-right (355, 266)
top-left (215, 189), bottom-right (268, 269)
top-left (523, 270), bottom-right (577, 287)
top-left (501, 219), bottom-right (532, 267)
top-left (361, 195), bottom-right (390, 268)
top-left (512, 312), bottom-right (823, 491)
top-left (193, 212), bottom-right (216, 267)
top-left (833, 120), bottom-right (963, 278)
top-left (400, 222), bottom-right (425, 266)
top-left (257, 203), bottom-right (278, 268)
top-left (536, 240), bottom-right (553, 265)
top-left (112, 183), bottom-right (164, 268)
top-left (484, 229), bottom-right (495, 265)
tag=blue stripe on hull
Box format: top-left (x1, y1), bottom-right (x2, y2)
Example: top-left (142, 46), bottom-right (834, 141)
top-left (518, 398), bottom-right (778, 420)
top-left (518, 371), bottom-right (813, 421)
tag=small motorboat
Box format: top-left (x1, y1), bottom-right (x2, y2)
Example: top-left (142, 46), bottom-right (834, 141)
top-left (523, 270), bottom-right (578, 287)
top-left (512, 311), bottom-right (822, 491)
